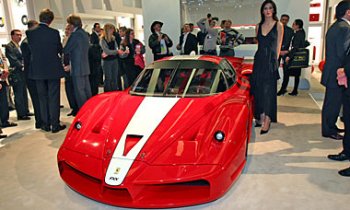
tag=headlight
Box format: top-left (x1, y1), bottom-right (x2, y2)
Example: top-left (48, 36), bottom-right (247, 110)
top-left (74, 121), bottom-right (82, 130)
top-left (214, 131), bottom-right (225, 142)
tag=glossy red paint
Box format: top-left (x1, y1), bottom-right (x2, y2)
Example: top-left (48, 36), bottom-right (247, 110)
top-left (57, 56), bottom-right (253, 208)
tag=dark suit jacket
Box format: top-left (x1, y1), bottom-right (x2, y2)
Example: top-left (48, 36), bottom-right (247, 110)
top-left (321, 19), bottom-right (350, 88)
top-left (179, 33), bottom-right (198, 55)
top-left (63, 28), bottom-right (90, 77)
top-left (344, 44), bottom-right (350, 96)
top-left (281, 25), bottom-right (294, 51)
top-left (5, 41), bottom-right (25, 84)
top-left (26, 23), bottom-right (64, 80)
top-left (20, 38), bottom-right (31, 78)
top-left (5, 41), bottom-right (23, 71)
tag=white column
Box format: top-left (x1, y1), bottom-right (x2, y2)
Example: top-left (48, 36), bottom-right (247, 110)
top-left (142, 0), bottom-right (181, 64)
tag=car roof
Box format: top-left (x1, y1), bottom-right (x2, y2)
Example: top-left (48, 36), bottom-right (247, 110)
top-left (157, 55), bottom-right (224, 65)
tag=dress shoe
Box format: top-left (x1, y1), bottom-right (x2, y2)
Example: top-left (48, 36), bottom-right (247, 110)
top-left (288, 91), bottom-right (298, 96)
top-left (26, 112), bottom-right (35, 116)
top-left (41, 125), bottom-right (51, 132)
top-left (67, 111), bottom-right (77, 116)
top-left (323, 133), bottom-right (343, 140)
top-left (17, 116), bottom-right (31, 120)
top-left (338, 167), bottom-right (350, 177)
top-left (0, 134), bottom-right (7, 139)
top-left (337, 128), bottom-right (345, 133)
top-left (254, 120), bottom-right (262, 127)
top-left (277, 89), bottom-right (287, 96)
top-left (35, 123), bottom-right (42, 129)
top-left (328, 153), bottom-right (349, 161)
top-left (1, 122), bottom-right (17, 128)
top-left (52, 124), bottom-right (66, 133)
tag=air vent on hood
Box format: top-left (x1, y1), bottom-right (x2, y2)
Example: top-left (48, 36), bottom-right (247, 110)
top-left (123, 135), bottom-right (143, 156)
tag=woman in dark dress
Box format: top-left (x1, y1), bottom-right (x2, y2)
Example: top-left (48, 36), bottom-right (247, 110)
top-left (283, 19), bottom-right (306, 96)
top-left (251, 0), bottom-right (284, 134)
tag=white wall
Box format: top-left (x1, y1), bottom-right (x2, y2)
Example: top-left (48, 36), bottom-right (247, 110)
top-left (142, 0), bottom-right (181, 64)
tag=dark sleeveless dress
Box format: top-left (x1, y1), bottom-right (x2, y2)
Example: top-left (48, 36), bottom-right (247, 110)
top-left (251, 22), bottom-right (279, 122)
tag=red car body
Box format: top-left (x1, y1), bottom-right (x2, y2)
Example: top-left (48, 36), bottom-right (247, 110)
top-left (57, 55), bottom-right (253, 208)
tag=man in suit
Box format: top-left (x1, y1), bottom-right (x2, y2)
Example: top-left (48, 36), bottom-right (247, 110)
top-left (5, 29), bottom-right (31, 121)
top-left (21, 20), bottom-right (42, 128)
top-left (62, 24), bottom-right (78, 117)
top-left (327, 0), bottom-right (350, 177)
top-left (176, 23), bottom-right (198, 55)
top-left (277, 14), bottom-right (295, 96)
top-left (63, 14), bottom-right (92, 110)
top-left (89, 23), bottom-right (102, 96)
top-left (26, 9), bottom-right (66, 133)
top-left (321, 1), bottom-right (350, 140)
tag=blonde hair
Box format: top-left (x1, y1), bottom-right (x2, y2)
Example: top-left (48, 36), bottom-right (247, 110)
top-left (101, 23), bottom-right (115, 43)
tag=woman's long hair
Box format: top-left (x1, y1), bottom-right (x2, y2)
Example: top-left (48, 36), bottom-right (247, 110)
top-left (101, 23), bottom-right (115, 43)
top-left (259, 0), bottom-right (279, 25)
top-left (121, 28), bottom-right (133, 48)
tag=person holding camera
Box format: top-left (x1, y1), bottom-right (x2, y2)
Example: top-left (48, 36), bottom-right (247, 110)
top-left (219, 19), bottom-right (244, 57)
top-left (197, 14), bottom-right (219, 55)
top-left (148, 21), bottom-right (173, 61)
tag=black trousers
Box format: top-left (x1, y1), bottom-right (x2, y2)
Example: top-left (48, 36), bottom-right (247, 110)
top-left (12, 78), bottom-right (29, 117)
top-left (0, 81), bottom-right (9, 125)
top-left (89, 61), bottom-right (101, 96)
top-left (122, 60), bottom-right (138, 88)
top-left (26, 78), bottom-right (41, 127)
top-left (322, 86), bottom-right (342, 136)
top-left (64, 75), bottom-right (78, 114)
top-left (279, 56), bottom-right (300, 92)
top-left (36, 79), bottom-right (61, 129)
top-left (343, 90), bottom-right (350, 156)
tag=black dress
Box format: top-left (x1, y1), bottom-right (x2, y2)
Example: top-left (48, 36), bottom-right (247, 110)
top-left (251, 22), bottom-right (279, 122)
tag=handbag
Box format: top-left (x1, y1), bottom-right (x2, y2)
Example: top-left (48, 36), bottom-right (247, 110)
top-left (288, 48), bottom-right (309, 69)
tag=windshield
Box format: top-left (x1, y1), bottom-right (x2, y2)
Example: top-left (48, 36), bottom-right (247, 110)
top-left (130, 60), bottom-right (236, 97)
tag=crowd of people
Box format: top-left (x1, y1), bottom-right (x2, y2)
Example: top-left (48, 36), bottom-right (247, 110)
top-left (0, 9), bottom-right (146, 136)
top-left (0, 0), bottom-right (350, 177)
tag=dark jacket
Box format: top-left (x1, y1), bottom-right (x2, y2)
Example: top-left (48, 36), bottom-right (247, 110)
top-left (281, 25), bottom-right (294, 51)
top-left (26, 23), bottom-right (64, 80)
top-left (289, 29), bottom-right (306, 59)
top-left (321, 19), bottom-right (350, 88)
top-left (148, 32), bottom-right (173, 55)
top-left (20, 38), bottom-right (30, 78)
top-left (5, 41), bottom-right (23, 71)
top-left (89, 31), bottom-right (102, 62)
top-left (178, 33), bottom-right (198, 55)
top-left (63, 28), bottom-right (91, 77)
top-left (5, 41), bottom-right (25, 84)
top-left (344, 44), bottom-right (350, 96)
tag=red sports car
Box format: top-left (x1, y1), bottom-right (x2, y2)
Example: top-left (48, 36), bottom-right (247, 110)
top-left (57, 55), bottom-right (253, 208)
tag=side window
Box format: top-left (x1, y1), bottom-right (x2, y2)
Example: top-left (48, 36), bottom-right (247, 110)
top-left (220, 60), bottom-right (236, 87)
top-left (216, 71), bottom-right (228, 93)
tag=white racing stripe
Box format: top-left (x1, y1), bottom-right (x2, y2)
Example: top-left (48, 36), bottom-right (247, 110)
top-left (105, 97), bottom-right (179, 186)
